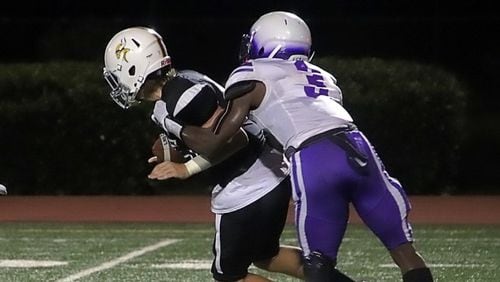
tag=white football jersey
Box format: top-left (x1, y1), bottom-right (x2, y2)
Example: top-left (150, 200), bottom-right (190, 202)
top-left (211, 118), bottom-right (289, 213)
top-left (211, 143), bottom-right (289, 214)
top-left (225, 58), bottom-right (353, 150)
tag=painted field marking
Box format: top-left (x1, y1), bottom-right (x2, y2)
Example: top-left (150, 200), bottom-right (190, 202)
top-left (56, 239), bottom-right (179, 282)
top-left (17, 228), bottom-right (213, 234)
top-left (153, 260), bottom-right (495, 270)
top-left (379, 263), bottom-right (492, 268)
top-left (152, 260), bottom-right (258, 270)
top-left (152, 259), bottom-right (212, 270)
top-left (0, 260), bottom-right (68, 268)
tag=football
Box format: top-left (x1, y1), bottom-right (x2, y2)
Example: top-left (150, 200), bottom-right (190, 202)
top-left (151, 134), bottom-right (187, 163)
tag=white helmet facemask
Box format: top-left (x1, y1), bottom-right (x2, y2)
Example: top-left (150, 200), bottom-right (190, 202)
top-left (103, 27), bottom-right (172, 109)
top-left (239, 11), bottom-right (312, 63)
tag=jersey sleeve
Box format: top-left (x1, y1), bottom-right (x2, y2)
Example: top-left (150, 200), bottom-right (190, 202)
top-left (224, 62), bottom-right (263, 100)
top-left (162, 71), bottom-right (224, 127)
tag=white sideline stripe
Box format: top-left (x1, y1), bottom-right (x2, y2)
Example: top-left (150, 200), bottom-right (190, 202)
top-left (379, 263), bottom-right (489, 268)
top-left (57, 239), bottom-right (179, 282)
top-left (0, 260), bottom-right (68, 268)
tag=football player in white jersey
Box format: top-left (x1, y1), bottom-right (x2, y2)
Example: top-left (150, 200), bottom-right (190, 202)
top-left (0, 183), bottom-right (7, 195)
top-left (154, 11), bottom-right (434, 282)
top-left (103, 27), bottom-right (304, 281)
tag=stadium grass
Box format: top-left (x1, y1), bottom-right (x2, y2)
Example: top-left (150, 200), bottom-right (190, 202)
top-left (0, 223), bottom-right (499, 281)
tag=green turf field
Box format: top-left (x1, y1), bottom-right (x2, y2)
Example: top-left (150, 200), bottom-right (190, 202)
top-left (0, 223), bottom-right (499, 281)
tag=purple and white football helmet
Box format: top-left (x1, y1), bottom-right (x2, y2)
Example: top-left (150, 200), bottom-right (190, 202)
top-left (239, 11), bottom-right (312, 63)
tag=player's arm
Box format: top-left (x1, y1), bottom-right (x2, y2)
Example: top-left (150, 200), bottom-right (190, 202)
top-left (181, 81), bottom-right (264, 158)
top-left (148, 104), bottom-right (246, 180)
top-left (148, 86), bottom-right (260, 181)
top-left (148, 100), bottom-right (254, 180)
top-left (148, 133), bottom-right (248, 180)
top-left (154, 81), bottom-right (264, 159)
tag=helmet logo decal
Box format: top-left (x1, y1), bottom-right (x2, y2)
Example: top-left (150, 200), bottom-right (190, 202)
top-left (115, 42), bottom-right (131, 63)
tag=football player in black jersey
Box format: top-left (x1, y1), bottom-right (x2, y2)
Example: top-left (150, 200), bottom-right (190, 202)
top-left (103, 27), bottom-right (304, 282)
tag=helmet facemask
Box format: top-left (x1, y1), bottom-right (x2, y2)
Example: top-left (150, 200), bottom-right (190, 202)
top-left (103, 68), bottom-right (139, 109)
top-left (238, 33), bottom-right (252, 64)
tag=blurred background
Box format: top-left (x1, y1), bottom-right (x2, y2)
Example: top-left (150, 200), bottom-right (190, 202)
top-left (0, 0), bottom-right (498, 195)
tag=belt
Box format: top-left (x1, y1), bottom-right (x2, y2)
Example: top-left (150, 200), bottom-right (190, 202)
top-left (284, 123), bottom-right (357, 159)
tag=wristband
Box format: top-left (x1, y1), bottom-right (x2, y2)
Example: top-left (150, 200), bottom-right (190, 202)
top-left (184, 155), bottom-right (212, 176)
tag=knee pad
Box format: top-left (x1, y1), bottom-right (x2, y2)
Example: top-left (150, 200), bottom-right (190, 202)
top-left (303, 251), bottom-right (355, 282)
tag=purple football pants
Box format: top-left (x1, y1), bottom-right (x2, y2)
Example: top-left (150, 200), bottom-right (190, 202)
top-left (290, 130), bottom-right (413, 260)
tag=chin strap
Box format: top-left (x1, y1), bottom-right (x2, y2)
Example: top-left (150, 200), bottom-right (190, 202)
top-left (308, 51), bottom-right (315, 62)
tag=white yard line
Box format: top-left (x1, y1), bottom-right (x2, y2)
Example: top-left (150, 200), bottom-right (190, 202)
top-left (0, 260), bottom-right (68, 268)
top-left (153, 261), bottom-right (492, 270)
top-left (379, 263), bottom-right (491, 268)
top-left (152, 259), bottom-right (212, 270)
top-left (18, 228), bottom-right (211, 234)
top-left (152, 260), bottom-right (258, 270)
top-left (56, 239), bottom-right (179, 282)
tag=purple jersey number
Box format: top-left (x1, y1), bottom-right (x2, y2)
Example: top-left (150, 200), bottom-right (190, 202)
top-left (294, 60), bottom-right (329, 98)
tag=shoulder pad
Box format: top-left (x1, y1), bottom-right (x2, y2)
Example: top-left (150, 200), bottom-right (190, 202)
top-left (224, 80), bottom-right (257, 100)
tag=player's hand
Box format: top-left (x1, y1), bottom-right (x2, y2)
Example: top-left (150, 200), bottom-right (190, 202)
top-left (148, 161), bottom-right (190, 180)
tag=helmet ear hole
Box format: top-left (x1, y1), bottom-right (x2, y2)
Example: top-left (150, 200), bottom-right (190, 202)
top-left (129, 66), bottom-right (136, 76)
top-left (258, 47), bottom-right (265, 56)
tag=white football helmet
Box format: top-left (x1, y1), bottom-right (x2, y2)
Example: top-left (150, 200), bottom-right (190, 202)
top-left (239, 11), bottom-right (312, 63)
top-left (103, 27), bottom-right (172, 109)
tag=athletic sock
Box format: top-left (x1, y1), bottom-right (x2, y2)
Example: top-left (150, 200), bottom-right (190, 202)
top-left (403, 267), bottom-right (434, 282)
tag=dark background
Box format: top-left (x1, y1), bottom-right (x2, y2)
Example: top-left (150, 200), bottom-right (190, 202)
top-left (1, 0), bottom-right (498, 192)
